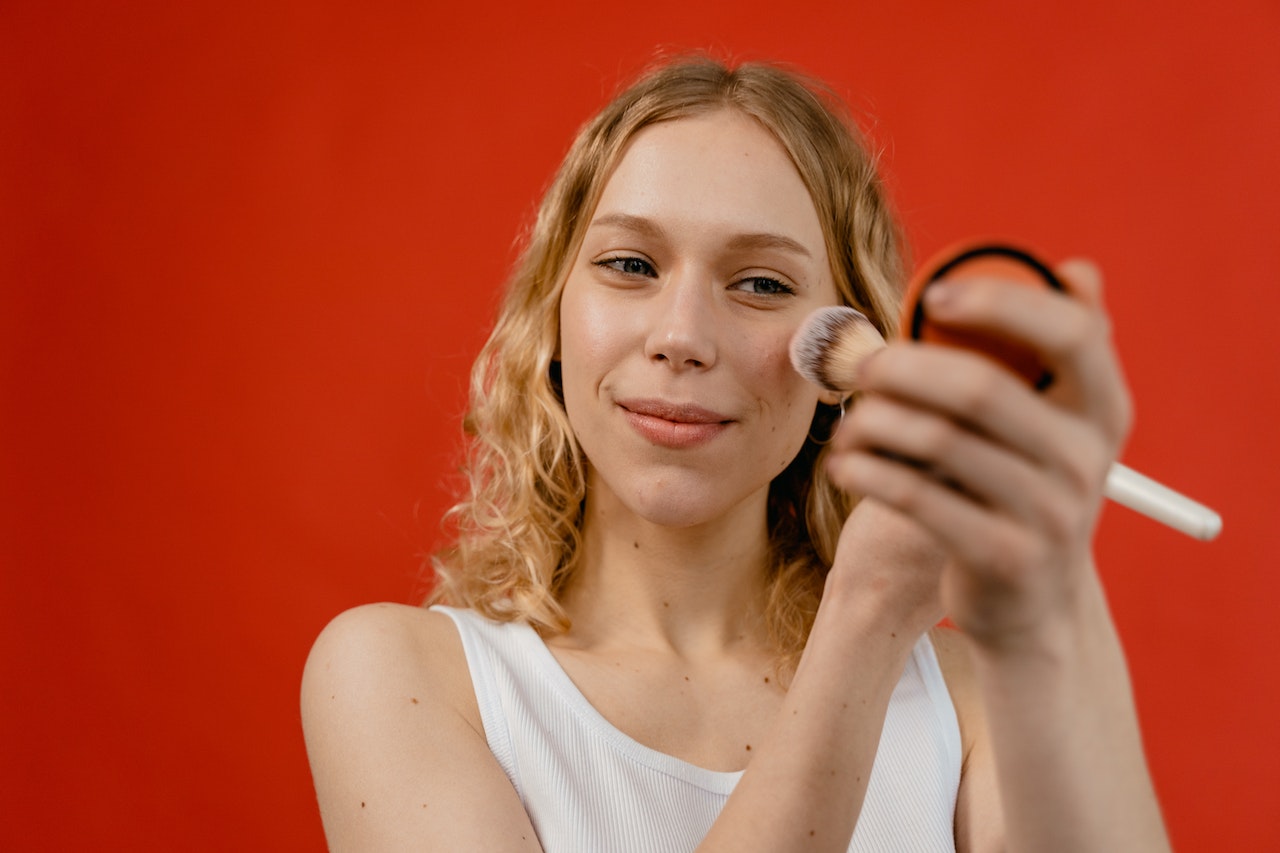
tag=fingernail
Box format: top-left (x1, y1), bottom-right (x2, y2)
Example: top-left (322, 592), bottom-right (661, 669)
top-left (923, 280), bottom-right (961, 313)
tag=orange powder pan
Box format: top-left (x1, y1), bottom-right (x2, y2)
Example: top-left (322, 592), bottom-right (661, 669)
top-left (900, 241), bottom-right (1063, 387)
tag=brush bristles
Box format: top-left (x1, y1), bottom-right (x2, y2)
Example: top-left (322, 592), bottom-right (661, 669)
top-left (789, 306), bottom-right (886, 393)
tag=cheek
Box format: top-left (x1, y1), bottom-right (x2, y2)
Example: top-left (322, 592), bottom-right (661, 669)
top-left (559, 285), bottom-right (605, 378)
top-left (558, 280), bottom-right (635, 415)
top-left (742, 328), bottom-right (822, 433)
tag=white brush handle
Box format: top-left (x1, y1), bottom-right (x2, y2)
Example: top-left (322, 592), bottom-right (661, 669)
top-left (1104, 463), bottom-right (1222, 541)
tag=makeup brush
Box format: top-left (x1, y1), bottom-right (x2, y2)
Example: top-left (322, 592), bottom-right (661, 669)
top-left (790, 305), bottom-right (1223, 541)
top-left (788, 306), bottom-right (887, 393)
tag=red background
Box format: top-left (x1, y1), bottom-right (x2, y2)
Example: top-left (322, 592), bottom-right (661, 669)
top-left (4, 1), bottom-right (1278, 849)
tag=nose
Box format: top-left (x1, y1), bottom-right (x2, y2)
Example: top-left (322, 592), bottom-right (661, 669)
top-left (643, 268), bottom-right (717, 370)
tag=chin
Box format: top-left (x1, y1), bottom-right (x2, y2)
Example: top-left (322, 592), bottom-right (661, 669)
top-left (623, 475), bottom-right (765, 530)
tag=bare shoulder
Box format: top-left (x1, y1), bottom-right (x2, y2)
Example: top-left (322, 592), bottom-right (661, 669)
top-left (302, 603), bottom-right (474, 726)
top-left (301, 604), bottom-right (540, 852)
top-left (305, 601), bottom-right (462, 660)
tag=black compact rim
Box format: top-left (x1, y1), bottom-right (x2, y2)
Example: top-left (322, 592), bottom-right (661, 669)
top-left (908, 243), bottom-right (1064, 390)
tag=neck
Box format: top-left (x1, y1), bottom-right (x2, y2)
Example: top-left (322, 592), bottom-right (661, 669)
top-left (558, 484), bottom-right (774, 660)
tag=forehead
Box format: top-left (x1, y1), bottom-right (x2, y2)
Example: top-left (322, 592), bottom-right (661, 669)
top-left (590, 109), bottom-right (827, 255)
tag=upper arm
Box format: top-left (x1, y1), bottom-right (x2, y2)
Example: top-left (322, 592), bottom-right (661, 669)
top-left (931, 626), bottom-right (1005, 853)
top-left (301, 603), bottom-right (543, 852)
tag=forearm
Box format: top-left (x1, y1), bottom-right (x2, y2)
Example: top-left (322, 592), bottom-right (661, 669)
top-left (969, 568), bottom-right (1170, 853)
top-left (696, 573), bottom-right (923, 853)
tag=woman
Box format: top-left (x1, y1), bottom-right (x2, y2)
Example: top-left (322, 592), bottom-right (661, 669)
top-left (302, 57), bottom-right (1171, 852)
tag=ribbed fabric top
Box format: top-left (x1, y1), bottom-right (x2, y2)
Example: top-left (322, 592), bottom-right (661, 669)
top-left (435, 606), bottom-right (960, 852)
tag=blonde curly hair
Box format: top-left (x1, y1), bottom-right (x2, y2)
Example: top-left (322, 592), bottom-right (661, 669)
top-left (428, 56), bottom-right (905, 672)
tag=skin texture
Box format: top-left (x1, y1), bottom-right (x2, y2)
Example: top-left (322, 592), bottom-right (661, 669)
top-left (301, 110), bottom-right (1171, 852)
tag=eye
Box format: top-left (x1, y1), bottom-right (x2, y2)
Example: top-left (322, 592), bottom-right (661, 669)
top-left (594, 256), bottom-right (656, 277)
top-left (731, 276), bottom-right (796, 296)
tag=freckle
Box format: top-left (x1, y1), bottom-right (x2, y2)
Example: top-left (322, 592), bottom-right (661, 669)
top-left (662, 601), bottom-right (669, 608)
top-left (633, 541), bottom-right (639, 549)
top-left (684, 676), bottom-right (689, 681)
top-left (809, 830), bottom-right (816, 837)
top-left (890, 632), bottom-right (897, 638)
top-left (411, 697), bottom-right (419, 704)
top-left (842, 702), bottom-right (848, 709)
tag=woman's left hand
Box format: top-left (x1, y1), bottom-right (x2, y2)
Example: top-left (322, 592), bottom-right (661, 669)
top-left (825, 259), bottom-right (1132, 649)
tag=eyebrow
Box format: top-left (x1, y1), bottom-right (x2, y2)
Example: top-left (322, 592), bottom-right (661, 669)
top-left (588, 212), bottom-right (813, 259)
top-left (589, 212), bottom-right (665, 240)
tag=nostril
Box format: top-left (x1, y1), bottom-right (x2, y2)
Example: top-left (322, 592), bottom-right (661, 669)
top-left (653, 352), bottom-right (705, 368)
top-left (646, 314), bottom-right (716, 369)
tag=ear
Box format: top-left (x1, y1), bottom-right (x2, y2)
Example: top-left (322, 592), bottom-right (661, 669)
top-left (817, 388), bottom-right (843, 407)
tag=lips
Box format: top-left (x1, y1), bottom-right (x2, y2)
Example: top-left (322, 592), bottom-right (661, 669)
top-left (617, 398), bottom-right (733, 449)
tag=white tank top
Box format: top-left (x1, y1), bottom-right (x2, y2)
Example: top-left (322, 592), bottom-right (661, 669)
top-left (435, 606), bottom-right (960, 852)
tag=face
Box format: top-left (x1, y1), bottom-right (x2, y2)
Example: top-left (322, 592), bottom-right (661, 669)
top-left (557, 109), bottom-right (840, 530)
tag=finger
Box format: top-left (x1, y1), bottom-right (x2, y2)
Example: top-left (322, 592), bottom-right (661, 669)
top-left (1055, 258), bottom-right (1104, 308)
top-left (828, 448), bottom-right (1042, 583)
top-left (839, 395), bottom-right (1087, 533)
top-left (1053, 258), bottom-right (1134, 442)
top-left (853, 342), bottom-right (1113, 491)
top-left (921, 275), bottom-right (1132, 445)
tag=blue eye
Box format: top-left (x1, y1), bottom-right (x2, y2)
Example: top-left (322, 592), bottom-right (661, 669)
top-left (595, 257), bottom-right (656, 277)
top-left (735, 277), bottom-right (795, 296)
